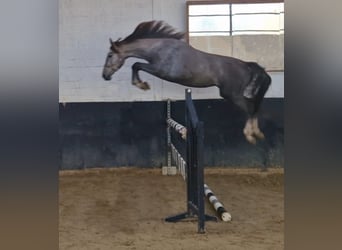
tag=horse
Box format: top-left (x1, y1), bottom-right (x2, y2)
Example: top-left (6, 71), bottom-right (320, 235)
top-left (102, 20), bottom-right (271, 144)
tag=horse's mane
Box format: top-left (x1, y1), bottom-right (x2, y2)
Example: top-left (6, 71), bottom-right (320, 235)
top-left (120, 20), bottom-right (185, 43)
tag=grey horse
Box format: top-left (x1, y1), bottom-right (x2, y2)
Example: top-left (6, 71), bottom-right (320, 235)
top-left (102, 20), bottom-right (271, 144)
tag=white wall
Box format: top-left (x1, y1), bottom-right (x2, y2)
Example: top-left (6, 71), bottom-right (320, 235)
top-left (59, 0), bottom-right (284, 103)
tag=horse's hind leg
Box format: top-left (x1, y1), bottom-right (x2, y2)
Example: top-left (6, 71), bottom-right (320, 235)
top-left (242, 105), bottom-right (264, 144)
top-left (220, 91), bottom-right (257, 144)
top-left (245, 73), bottom-right (271, 141)
top-left (221, 72), bottom-right (270, 144)
top-left (250, 73), bottom-right (271, 139)
top-left (131, 62), bottom-right (151, 90)
top-left (243, 117), bottom-right (257, 144)
top-left (252, 116), bottom-right (264, 140)
top-left (252, 117), bottom-right (264, 139)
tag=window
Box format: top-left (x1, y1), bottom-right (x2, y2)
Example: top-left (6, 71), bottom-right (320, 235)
top-left (189, 4), bottom-right (231, 36)
top-left (187, 1), bottom-right (284, 71)
top-left (188, 1), bottom-right (284, 37)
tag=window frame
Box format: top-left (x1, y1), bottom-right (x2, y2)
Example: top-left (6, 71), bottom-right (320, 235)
top-left (186, 0), bottom-right (284, 40)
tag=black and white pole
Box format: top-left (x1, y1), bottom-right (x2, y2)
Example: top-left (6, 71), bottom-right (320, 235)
top-left (166, 118), bottom-right (187, 140)
top-left (170, 144), bottom-right (187, 180)
top-left (164, 100), bottom-right (178, 175)
top-left (204, 184), bottom-right (232, 222)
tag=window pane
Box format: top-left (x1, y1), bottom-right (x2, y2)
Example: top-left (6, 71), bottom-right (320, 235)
top-left (189, 16), bottom-right (230, 32)
top-left (189, 32), bottom-right (230, 37)
top-left (232, 30), bottom-right (281, 35)
top-left (189, 4), bottom-right (230, 16)
top-left (232, 3), bottom-right (284, 14)
top-left (233, 14), bottom-right (281, 32)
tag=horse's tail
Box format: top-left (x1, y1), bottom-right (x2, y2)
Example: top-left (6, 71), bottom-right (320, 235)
top-left (243, 62), bottom-right (272, 114)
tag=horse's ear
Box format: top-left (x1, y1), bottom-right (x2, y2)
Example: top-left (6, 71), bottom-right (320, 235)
top-left (109, 38), bottom-right (114, 44)
top-left (110, 42), bottom-right (119, 53)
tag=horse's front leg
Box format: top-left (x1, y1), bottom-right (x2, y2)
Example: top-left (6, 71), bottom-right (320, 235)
top-left (131, 62), bottom-right (155, 90)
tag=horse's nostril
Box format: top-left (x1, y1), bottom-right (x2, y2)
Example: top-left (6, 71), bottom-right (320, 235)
top-left (102, 74), bottom-right (111, 81)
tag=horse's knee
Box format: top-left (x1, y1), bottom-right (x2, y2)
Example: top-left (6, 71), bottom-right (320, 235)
top-left (132, 62), bottom-right (141, 71)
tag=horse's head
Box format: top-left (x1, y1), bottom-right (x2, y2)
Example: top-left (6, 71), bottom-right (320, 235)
top-left (102, 38), bottom-right (125, 81)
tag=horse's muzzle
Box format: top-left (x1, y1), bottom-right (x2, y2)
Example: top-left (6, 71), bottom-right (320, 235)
top-left (102, 74), bottom-right (112, 81)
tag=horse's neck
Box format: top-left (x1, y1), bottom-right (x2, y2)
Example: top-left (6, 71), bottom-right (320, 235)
top-left (121, 39), bottom-right (158, 61)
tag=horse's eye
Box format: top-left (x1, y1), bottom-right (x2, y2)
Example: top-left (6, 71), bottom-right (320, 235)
top-left (108, 54), bottom-right (113, 58)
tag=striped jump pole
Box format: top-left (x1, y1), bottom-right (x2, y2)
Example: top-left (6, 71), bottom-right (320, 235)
top-left (170, 143), bottom-right (186, 180)
top-left (167, 118), bottom-right (187, 140)
top-left (204, 184), bottom-right (232, 222)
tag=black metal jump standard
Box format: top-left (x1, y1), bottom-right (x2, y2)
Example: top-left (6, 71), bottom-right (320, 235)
top-left (165, 89), bottom-right (230, 233)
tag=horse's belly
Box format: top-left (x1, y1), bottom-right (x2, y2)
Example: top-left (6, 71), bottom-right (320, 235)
top-left (154, 56), bottom-right (217, 87)
top-left (159, 73), bottom-right (216, 88)
top-left (182, 79), bottom-right (216, 88)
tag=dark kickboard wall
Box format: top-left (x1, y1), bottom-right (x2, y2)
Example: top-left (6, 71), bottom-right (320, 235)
top-left (59, 99), bottom-right (283, 169)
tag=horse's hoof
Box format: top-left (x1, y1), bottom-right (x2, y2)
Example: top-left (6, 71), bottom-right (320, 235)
top-left (254, 131), bottom-right (265, 140)
top-left (246, 135), bottom-right (256, 145)
top-left (141, 82), bottom-right (150, 90)
top-left (134, 81), bottom-right (150, 90)
top-left (180, 128), bottom-right (187, 140)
